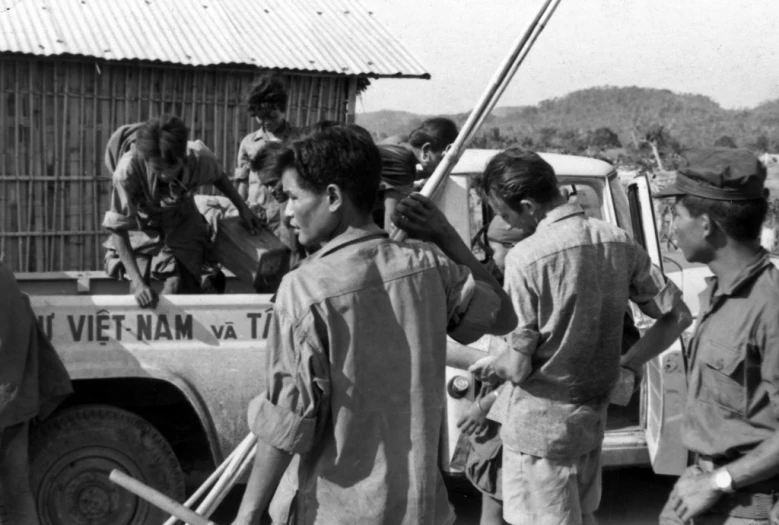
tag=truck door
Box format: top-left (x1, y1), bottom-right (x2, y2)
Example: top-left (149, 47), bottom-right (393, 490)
top-left (627, 175), bottom-right (687, 476)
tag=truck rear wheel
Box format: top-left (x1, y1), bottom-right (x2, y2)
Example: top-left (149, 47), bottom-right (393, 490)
top-left (29, 404), bottom-right (185, 525)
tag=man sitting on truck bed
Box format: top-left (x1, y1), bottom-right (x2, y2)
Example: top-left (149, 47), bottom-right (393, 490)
top-left (102, 114), bottom-right (265, 308)
top-left (468, 148), bottom-right (691, 525)
top-left (231, 125), bottom-right (517, 525)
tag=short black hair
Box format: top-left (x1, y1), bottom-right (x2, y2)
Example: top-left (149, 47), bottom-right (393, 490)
top-left (408, 117), bottom-right (458, 152)
top-left (135, 114), bottom-right (188, 165)
top-left (680, 195), bottom-right (768, 242)
top-left (275, 124), bottom-right (380, 214)
top-left (247, 73), bottom-right (288, 111)
top-left (476, 148), bottom-right (560, 211)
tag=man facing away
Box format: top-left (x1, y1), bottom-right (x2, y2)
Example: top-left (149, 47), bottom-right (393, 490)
top-left (655, 148), bottom-right (779, 525)
top-left (232, 125), bottom-right (517, 525)
top-left (469, 148), bottom-right (692, 525)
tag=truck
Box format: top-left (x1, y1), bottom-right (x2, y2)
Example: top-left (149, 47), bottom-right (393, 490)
top-left (18, 149), bottom-right (695, 525)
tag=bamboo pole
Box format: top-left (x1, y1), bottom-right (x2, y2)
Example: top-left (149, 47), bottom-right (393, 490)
top-left (77, 63), bottom-right (85, 268)
top-left (195, 434), bottom-right (257, 518)
top-left (60, 61), bottom-right (70, 270)
top-left (390, 0), bottom-right (560, 242)
top-left (109, 470), bottom-right (219, 525)
top-left (472, 0), bottom-right (563, 137)
top-left (161, 433), bottom-right (255, 525)
top-left (0, 59), bottom-right (6, 260)
top-left (13, 60), bottom-right (21, 268)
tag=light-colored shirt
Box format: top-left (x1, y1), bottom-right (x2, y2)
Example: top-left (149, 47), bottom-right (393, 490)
top-left (247, 225), bottom-right (501, 525)
top-left (234, 122), bottom-right (294, 203)
top-left (102, 140), bottom-right (222, 232)
top-left (682, 250), bottom-right (779, 460)
top-left (493, 203), bottom-right (682, 460)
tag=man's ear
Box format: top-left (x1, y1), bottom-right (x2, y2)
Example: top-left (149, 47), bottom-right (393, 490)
top-left (326, 184), bottom-right (344, 212)
top-left (700, 212), bottom-right (717, 240)
top-left (421, 142), bottom-right (434, 161)
top-left (519, 198), bottom-right (538, 217)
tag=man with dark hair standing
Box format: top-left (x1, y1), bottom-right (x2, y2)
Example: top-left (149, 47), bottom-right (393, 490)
top-left (236, 74), bottom-right (295, 204)
top-left (376, 117), bottom-right (458, 229)
top-left (232, 125), bottom-right (517, 525)
top-left (469, 148), bottom-right (691, 525)
top-left (103, 114), bottom-right (263, 307)
top-left (654, 148), bottom-right (779, 525)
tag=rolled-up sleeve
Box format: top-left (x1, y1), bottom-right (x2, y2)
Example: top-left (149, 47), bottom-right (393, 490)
top-left (189, 140), bottom-right (223, 187)
top-left (101, 156), bottom-right (139, 232)
top-left (505, 262), bottom-right (541, 356)
top-left (247, 307), bottom-right (330, 454)
top-left (629, 245), bottom-right (683, 319)
top-left (436, 253), bottom-right (501, 345)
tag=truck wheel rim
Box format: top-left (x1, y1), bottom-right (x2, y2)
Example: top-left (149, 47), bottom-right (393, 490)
top-left (37, 446), bottom-right (148, 525)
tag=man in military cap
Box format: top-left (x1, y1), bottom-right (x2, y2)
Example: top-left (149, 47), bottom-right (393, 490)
top-left (656, 147), bottom-right (779, 524)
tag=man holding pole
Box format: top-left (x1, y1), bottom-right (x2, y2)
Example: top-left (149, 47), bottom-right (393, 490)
top-left (231, 125), bottom-right (516, 525)
top-left (468, 148), bottom-right (691, 525)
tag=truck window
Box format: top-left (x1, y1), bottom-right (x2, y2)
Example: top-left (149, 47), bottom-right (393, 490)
top-left (559, 181), bottom-right (603, 220)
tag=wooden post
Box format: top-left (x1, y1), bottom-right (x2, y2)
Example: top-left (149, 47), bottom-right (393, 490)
top-left (345, 77), bottom-right (358, 124)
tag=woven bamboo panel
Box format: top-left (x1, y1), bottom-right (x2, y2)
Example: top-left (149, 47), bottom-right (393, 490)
top-left (0, 55), bottom-right (355, 272)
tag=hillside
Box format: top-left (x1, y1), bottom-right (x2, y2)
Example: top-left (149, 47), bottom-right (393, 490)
top-left (357, 86), bottom-right (779, 151)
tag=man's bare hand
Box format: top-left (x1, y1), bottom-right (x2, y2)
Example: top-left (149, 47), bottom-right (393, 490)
top-left (392, 194), bottom-right (457, 244)
top-left (469, 355), bottom-right (500, 384)
top-left (132, 281), bottom-right (158, 309)
top-left (240, 207), bottom-right (266, 236)
top-left (457, 402), bottom-right (489, 436)
top-left (669, 465), bottom-right (722, 522)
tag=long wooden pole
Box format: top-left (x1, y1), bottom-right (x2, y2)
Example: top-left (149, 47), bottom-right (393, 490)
top-left (161, 433), bottom-right (256, 525)
top-left (472, 0), bottom-right (564, 134)
top-left (109, 470), bottom-right (219, 525)
top-left (390, 0), bottom-right (561, 242)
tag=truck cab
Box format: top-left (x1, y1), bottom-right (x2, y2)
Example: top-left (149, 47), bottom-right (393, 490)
top-left (18, 149), bottom-right (687, 525)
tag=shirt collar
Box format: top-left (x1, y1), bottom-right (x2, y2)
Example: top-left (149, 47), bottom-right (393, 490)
top-left (253, 120), bottom-right (290, 142)
top-left (310, 224), bottom-right (389, 261)
top-left (704, 249), bottom-right (773, 298)
top-left (536, 203), bottom-right (585, 230)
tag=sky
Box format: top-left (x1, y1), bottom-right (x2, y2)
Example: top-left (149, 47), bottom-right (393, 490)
top-left (358, 0), bottom-right (779, 116)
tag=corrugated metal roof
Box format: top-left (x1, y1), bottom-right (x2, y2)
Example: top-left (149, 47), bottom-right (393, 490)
top-left (0, 0), bottom-right (429, 78)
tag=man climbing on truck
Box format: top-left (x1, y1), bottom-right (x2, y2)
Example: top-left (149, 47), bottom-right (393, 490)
top-left (102, 114), bottom-right (265, 308)
top-left (232, 124), bottom-right (516, 525)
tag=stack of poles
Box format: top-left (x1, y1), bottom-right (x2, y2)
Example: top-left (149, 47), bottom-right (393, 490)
top-left (391, 0), bottom-right (563, 242)
top-left (108, 0), bottom-right (563, 522)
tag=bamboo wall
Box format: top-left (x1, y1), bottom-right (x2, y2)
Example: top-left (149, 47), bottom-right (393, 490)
top-left (0, 55), bottom-right (355, 272)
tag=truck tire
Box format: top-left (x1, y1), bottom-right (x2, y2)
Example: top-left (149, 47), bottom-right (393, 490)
top-left (29, 404), bottom-right (185, 525)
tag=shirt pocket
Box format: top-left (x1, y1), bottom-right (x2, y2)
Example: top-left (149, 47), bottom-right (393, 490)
top-left (698, 339), bottom-right (745, 415)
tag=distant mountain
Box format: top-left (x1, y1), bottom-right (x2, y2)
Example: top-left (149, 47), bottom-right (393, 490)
top-left (357, 86), bottom-right (779, 150)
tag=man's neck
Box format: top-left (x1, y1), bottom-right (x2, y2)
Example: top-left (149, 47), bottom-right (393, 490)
top-left (326, 212), bottom-right (376, 243)
top-left (707, 240), bottom-right (763, 290)
top-left (536, 194), bottom-right (568, 222)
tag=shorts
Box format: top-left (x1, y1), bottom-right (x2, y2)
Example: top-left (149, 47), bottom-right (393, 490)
top-left (502, 445), bottom-right (601, 525)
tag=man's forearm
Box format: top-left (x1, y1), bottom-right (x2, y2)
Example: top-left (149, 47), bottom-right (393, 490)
top-left (433, 229), bottom-right (517, 335)
top-left (215, 174), bottom-right (251, 213)
top-left (111, 230), bottom-right (144, 285)
top-left (233, 440), bottom-right (293, 525)
top-left (728, 430), bottom-right (779, 489)
top-left (621, 302), bottom-right (692, 372)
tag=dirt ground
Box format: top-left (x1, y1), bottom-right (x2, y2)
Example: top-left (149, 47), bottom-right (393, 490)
top-left (210, 467), bottom-right (676, 524)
